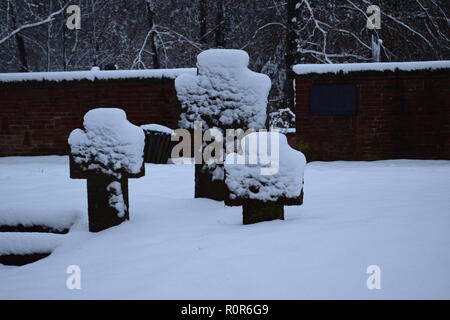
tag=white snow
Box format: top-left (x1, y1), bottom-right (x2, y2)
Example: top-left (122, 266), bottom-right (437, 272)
top-left (293, 60), bottom-right (450, 75)
top-left (197, 49), bottom-right (249, 69)
top-left (269, 107), bottom-right (296, 133)
top-left (0, 68), bottom-right (196, 83)
top-left (68, 108), bottom-right (145, 178)
top-left (225, 132), bottom-right (306, 201)
top-left (0, 233), bottom-right (64, 255)
top-left (175, 49), bottom-right (271, 130)
top-left (140, 124), bottom-right (174, 135)
top-left (1, 156), bottom-right (450, 299)
top-left (0, 156), bottom-right (81, 230)
top-left (107, 182), bottom-right (127, 218)
top-left (0, 207), bottom-right (79, 232)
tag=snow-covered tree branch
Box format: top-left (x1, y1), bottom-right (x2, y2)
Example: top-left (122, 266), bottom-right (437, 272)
top-left (0, 1), bottom-right (68, 46)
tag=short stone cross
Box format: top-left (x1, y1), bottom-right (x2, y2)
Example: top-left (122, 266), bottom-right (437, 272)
top-left (225, 132), bottom-right (306, 224)
top-left (68, 108), bottom-right (145, 232)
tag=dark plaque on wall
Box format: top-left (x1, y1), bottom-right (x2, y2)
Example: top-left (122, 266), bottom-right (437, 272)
top-left (310, 84), bottom-right (357, 115)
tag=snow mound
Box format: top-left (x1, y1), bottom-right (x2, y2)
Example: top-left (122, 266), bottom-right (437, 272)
top-left (225, 132), bottom-right (306, 201)
top-left (292, 60), bottom-right (450, 75)
top-left (0, 232), bottom-right (64, 255)
top-left (141, 124), bottom-right (174, 135)
top-left (175, 49), bottom-right (271, 131)
top-left (0, 207), bottom-right (79, 231)
top-left (68, 108), bottom-right (145, 178)
top-left (0, 156), bottom-right (84, 230)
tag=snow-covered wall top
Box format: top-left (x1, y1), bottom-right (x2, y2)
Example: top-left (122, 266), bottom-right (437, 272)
top-left (292, 60), bottom-right (450, 75)
top-left (140, 123), bottom-right (174, 135)
top-left (0, 68), bottom-right (196, 83)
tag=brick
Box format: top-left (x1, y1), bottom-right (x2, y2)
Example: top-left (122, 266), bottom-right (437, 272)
top-left (294, 71), bottom-right (450, 161)
top-left (0, 80), bottom-right (180, 156)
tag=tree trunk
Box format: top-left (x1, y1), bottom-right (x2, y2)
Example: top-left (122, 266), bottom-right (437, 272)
top-left (285, 0), bottom-right (298, 110)
top-left (214, 0), bottom-right (225, 48)
top-left (199, 0), bottom-right (207, 45)
top-left (145, 1), bottom-right (160, 69)
top-left (14, 33), bottom-right (28, 72)
top-left (9, 2), bottom-right (28, 72)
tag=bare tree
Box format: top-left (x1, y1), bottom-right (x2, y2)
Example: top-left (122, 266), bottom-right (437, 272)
top-left (0, 0), bottom-right (68, 71)
top-left (282, 0), bottom-right (449, 113)
top-left (0, 0), bottom-right (448, 116)
top-left (0, 1), bottom-right (67, 46)
top-left (289, 0), bottom-right (449, 64)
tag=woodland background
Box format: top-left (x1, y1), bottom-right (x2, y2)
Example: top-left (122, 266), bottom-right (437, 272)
top-left (0, 0), bottom-right (449, 110)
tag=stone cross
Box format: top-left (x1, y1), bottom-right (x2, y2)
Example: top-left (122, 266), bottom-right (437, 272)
top-left (224, 132), bottom-right (306, 224)
top-left (70, 157), bottom-right (144, 232)
top-left (68, 108), bottom-right (145, 232)
top-left (175, 49), bottom-right (271, 201)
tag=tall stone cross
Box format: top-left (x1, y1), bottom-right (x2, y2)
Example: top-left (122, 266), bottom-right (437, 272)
top-left (175, 49), bottom-right (271, 201)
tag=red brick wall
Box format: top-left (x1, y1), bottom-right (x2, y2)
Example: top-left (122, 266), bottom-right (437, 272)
top-left (2, 71), bottom-right (449, 160)
top-left (0, 79), bottom-right (181, 156)
top-left (294, 70), bottom-right (450, 161)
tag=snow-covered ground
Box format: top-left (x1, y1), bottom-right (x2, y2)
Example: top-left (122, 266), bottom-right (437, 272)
top-left (0, 156), bottom-right (449, 299)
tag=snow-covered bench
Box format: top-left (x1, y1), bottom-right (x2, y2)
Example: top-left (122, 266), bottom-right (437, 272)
top-left (68, 108), bottom-right (145, 232)
top-left (225, 132), bottom-right (306, 224)
top-left (140, 124), bottom-right (174, 164)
